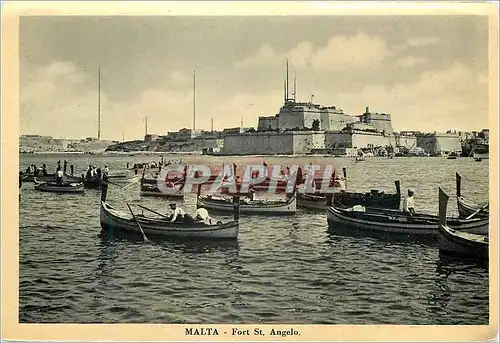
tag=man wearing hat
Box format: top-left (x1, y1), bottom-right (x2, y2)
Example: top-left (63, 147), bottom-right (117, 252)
top-left (403, 188), bottom-right (416, 216)
top-left (168, 203), bottom-right (186, 223)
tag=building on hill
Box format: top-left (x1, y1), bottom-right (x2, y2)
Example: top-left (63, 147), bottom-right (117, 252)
top-left (167, 128), bottom-right (202, 140)
top-left (394, 132), bottom-right (418, 150)
top-left (416, 132), bottom-right (462, 156)
top-left (144, 134), bottom-right (160, 142)
top-left (276, 100), bottom-right (357, 131)
top-left (257, 115), bottom-right (279, 131)
top-left (357, 106), bottom-right (393, 134)
top-left (222, 130), bottom-right (326, 155)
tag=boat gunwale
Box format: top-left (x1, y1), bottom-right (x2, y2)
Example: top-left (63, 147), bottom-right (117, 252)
top-left (101, 201), bottom-right (239, 233)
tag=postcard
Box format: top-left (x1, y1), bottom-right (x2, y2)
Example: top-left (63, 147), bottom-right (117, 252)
top-left (1, 1), bottom-right (498, 342)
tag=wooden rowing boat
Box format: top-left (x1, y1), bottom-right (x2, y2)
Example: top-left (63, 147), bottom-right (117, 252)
top-left (33, 178), bottom-right (85, 193)
top-left (197, 194), bottom-right (297, 215)
top-left (326, 201), bottom-right (488, 237)
top-left (21, 172), bottom-right (81, 183)
top-left (100, 184), bottom-right (240, 240)
top-left (438, 187), bottom-right (488, 259)
top-left (140, 182), bottom-right (185, 198)
top-left (456, 172), bottom-right (489, 219)
top-left (297, 180), bottom-right (401, 211)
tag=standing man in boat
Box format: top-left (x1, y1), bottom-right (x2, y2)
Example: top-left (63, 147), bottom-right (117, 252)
top-left (403, 188), bottom-right (416, 216)
top-left (334, 175), bottom-right (346, 192)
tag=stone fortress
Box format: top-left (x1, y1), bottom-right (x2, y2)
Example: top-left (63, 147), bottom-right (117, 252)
top-left (22, 62), bottom-right (483, 157)
top-left (222, 63), bottom-right (461, 156)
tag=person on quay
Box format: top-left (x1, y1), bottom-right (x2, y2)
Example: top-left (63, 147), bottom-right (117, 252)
top-left (403, 188), bottom-right (416, 216)
top-left (56, 167), bottom-right (64, 185)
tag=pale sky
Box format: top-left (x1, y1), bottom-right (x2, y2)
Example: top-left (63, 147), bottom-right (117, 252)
top-left (20, 15), bottom-right (489, 141)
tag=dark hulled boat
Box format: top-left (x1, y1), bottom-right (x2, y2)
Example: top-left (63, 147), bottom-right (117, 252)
top-left (34, 178), bottom-right (85, 193)
top-left (438, 187), bottom-right (488, 259)
top-left (326, 191), bottom-right (489, 238)
top-left (297, 180), bottom-right (401, 211)
top-left (456, 172), bottom-right (489, 219)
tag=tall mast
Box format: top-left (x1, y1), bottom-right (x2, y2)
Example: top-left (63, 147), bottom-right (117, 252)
top-left (284, 78), bottom-right (287, 103)
top-left (193, 70), bottom-right (196, 132)
top-left (211, 118), bottom-right (214, 132)
top-left (293, 72), bottom-right (297, 102)
top-left (145, 117), bottom-right (148, 136)
top-left (97, 67), bottom-right (101, 141)
top-left (286, 59), bottom-right (289, 101)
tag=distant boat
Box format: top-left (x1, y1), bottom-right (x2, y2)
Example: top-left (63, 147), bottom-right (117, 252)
top-left (447, 152), bottom-right (458, 159)
top-left (34, 178), bottom-right (85, 193)
top-left (197, 194), bottom-right (297, 215)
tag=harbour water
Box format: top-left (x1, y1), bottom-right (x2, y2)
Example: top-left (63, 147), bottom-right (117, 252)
top-left (19, 154), bottom-right (489, 324)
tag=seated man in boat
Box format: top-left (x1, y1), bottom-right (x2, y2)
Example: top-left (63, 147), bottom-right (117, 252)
top-left (194, 207), bottom-right (213, 225)
top-left (403, 188), bottom-right (416, 216)
top-left (168, 203), bottom-right (187, 223)
top-left (42, 164), bottom-right (48, 176)
top-left (56, 167), bottom-right (64, 185)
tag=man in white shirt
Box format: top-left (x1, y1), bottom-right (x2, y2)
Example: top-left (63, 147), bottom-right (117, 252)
top-left (403, 188), bottom-right (416, 215)
top-left (56, 168), bottom-right (64, 185)
top-left (194, 207), bottom-right (212, 225)
top-left (169, 203), bottom-right (186, 223)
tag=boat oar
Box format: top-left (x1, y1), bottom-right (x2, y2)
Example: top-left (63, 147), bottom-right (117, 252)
top-left (126, 203), bottom-right (149, 243)
top-left (137, 204), bottom-right (168, 219)
top-left (465, 204), bottom-right (489, 220)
